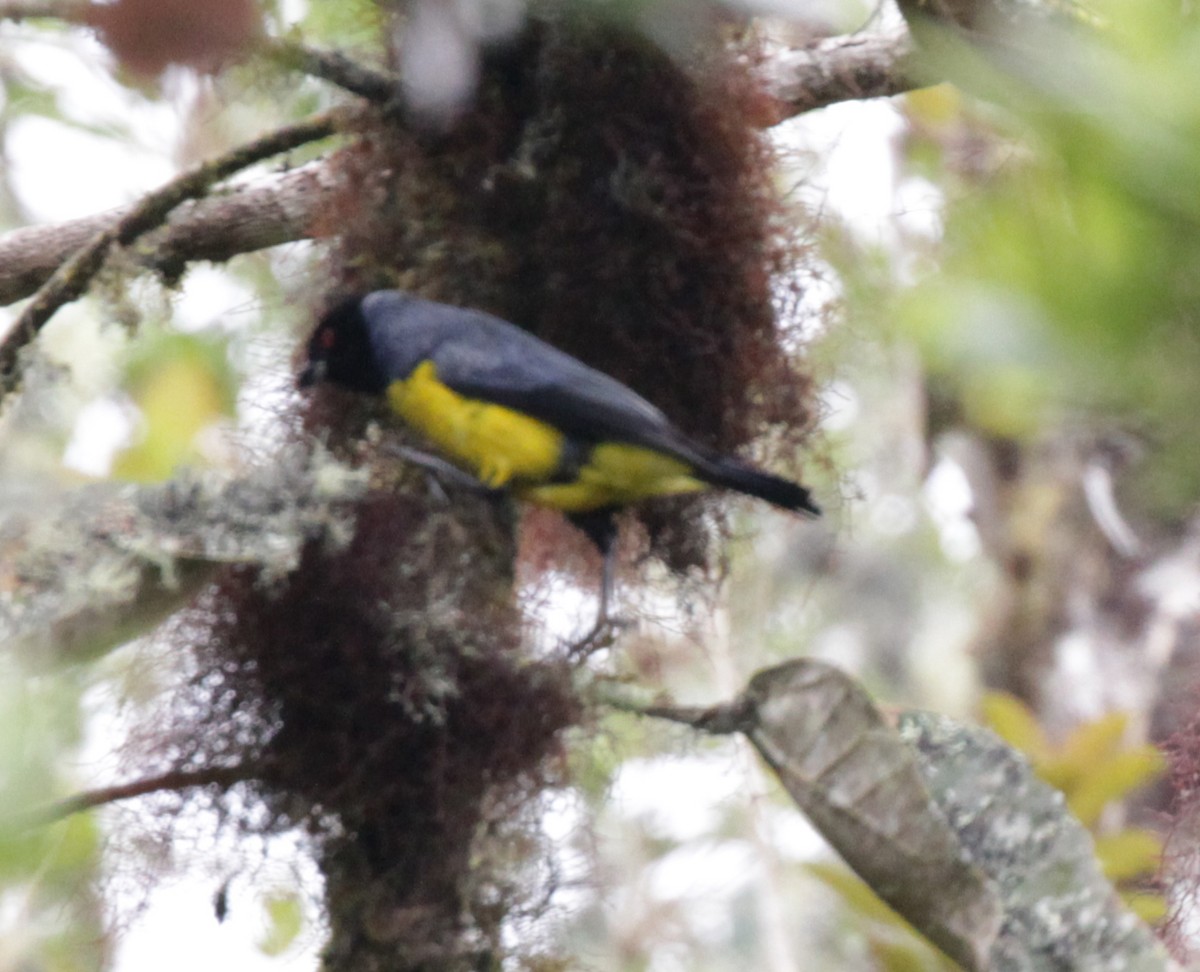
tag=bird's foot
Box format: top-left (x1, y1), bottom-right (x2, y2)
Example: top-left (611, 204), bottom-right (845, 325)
top-left (565, 611), bottom-right (633, 658)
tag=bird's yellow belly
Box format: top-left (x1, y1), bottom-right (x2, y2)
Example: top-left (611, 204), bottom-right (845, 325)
top-left (387, 362), bottom-right (705, 512)
top-left (388, 362), bottom-right (563, 488)
top-left (521, 444), bottom-right (705, 511)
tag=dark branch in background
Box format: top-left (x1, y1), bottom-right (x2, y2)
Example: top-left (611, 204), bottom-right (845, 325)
top-left (760, 28), bottom-right (918, 121)
top-left (0, 163), bottom-right (341, 305)
top-left (2, 0), bottom-right (921, 121)
top-left (0, 42), bottom-right (392, 308)
top-left (38, 765), bottom-right (253, 826)
top-left (0, 0), bottom-right (89, 21)
top-left (266, 39), bottom-right (401, 104)
top-left (0, 28), bottom-right (924, 311)
top-left (0, 108), bottom-right (350, 400)
top-left (0, 19), bottom-right (922, 387)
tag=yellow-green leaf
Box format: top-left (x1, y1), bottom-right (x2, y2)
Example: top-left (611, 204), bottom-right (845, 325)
top-left (1123, 893), bottom-right (1168, 926)
top-left (1094, 828), bottom-right (1162, 881)
top-left (115, 333), bottom-right (235, 481)
top-left (871, 937), bottom-right (949, 972)
top-left (42, 813), bottom-right (100, 882)
top-left (1058, 711), bottom-right (1130, 771)
top-left (981, 692), bottom-right (1049, 761)
top-left (1038, 711), bottom-right (1131, 792)
top-left (1066, 747), bottom-right (1165, 826)
top-left (806, 861), bottom-right (905, 926)
top-left (904, 84), bottom-right (965, 126)
top-left (258, 892), bottom-right (304, 957)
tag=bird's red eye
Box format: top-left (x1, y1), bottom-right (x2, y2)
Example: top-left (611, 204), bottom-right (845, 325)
top-left (319, 328), bottom-right (337, 350)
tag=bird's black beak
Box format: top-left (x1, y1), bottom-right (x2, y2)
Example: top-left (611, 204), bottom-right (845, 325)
top-left (297, 359), bottom-right (325, 389)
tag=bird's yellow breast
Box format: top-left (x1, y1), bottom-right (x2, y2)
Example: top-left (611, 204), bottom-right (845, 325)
top-left (387, 361), bottom-right (563, 489)
top-left (387, 361), bottom-right (706, 513)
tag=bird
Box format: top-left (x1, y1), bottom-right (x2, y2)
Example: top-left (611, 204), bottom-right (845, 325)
top-left (298, 290), bottom-right (819, 632)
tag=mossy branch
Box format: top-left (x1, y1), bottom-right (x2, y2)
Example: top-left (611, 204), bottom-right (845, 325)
top-left (266, 39), bottom-right (401, 104)
top-left (0, 446), bottom-right (367, 665)
top-left (0, 162), bottom-right (341, 306)
top-left (760, 28), bottom-right (919, 120)
top-left (0, 108), bottom-right (351, 401)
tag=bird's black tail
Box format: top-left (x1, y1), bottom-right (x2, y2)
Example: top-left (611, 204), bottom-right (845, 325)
top-left (699, 456), bottom-right (821, 517)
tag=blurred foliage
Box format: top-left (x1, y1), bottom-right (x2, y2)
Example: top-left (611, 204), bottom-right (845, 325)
top-left (806, 862), bottom-right (958, 972)
top-left (876, 0), bottom-right (1200, 517)
top-left (983, 692), bottom-right (1166, 922)
top-left (0, 662), bottom-right (106, 970)
top-left (258, 890), bottom-right (305, 956)
top-left (295, 0), bottom-right (385, 48)
top-left (982, 693), bottom-right (1164, 826)
top-left (114, 330), bottom-right (236, 481)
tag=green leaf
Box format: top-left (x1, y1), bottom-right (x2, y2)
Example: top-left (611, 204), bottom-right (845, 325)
top-left (806, 860), bottom-right (904, 926)
top-left (1066, 747), bottom-right (1165, 827)
top-left (980, 692), bottom-right (1048, 761)
top-left (300, 0), bottom-right (383, 47)
top-left (116, 330), bottom-right (236, 481)
top-left (1124, 893), bottom-right (1168, 926)
top-left (1094, 828), bottom-right (1162, 882)
top-left (1058, 712), bottom-right (1131, 771)
top-left (258, 892), bottom-right (304, 957)
top-left (5, 78), bottom-right (62, 121)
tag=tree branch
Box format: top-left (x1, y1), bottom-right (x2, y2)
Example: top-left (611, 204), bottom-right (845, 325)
top-left (0, 108), bottom-right (351, 400)
top-left (271, 27), bottom-right (923, 123)
top-left (0, 162), bottom-right (342, 306)
top-left (760, 28), bottom-right (919, 121)
top-left (0, 446), bottom-right (367, 664)
top-left (0, 27), bottom-right (918, 352)
top-left (3, 0), bottom-right (924, 121)
top-left (37, 765), bottom-right (253, 825)
top-left (266, 39), bottom-right (401, 104)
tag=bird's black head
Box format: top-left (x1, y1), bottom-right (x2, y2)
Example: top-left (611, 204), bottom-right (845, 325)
top-left (298, 296), bottom-right (389, 395)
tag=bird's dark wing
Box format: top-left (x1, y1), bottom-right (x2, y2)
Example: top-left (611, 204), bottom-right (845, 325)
top-left (423, 307), bottom-right (705, 462)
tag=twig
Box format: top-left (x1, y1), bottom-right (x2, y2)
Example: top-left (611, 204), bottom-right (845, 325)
top-left (0, 108), bottom-right (351, 400)
top-left (34, 765), bottom-right (252, 827)
top-left (594, 682), bottom-right (747, 734)
top-left (268, 39), bottom-right (401, 104)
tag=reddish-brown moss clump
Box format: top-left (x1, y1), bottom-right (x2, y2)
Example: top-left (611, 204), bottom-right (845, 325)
top-left (151, 486), bottom-right (579, 968)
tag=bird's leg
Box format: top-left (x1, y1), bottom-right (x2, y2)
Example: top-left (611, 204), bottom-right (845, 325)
top-left (566, 509), bottom-right (624, 652)
top-left (599, 540), bottom-right (616, 630)
top-left (385, 443), bottom-right (505, 500)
